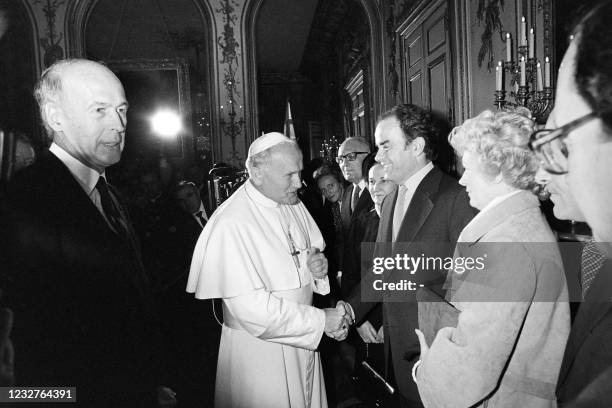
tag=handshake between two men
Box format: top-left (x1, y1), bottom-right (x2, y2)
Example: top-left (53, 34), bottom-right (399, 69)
top-left (306, 249), bottom-right (355, 341)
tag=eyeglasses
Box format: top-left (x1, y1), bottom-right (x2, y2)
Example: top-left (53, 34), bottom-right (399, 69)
top-left (336, 152), bottom-right (368, 164)
top-left (529, 112), bottom-right (597, 175)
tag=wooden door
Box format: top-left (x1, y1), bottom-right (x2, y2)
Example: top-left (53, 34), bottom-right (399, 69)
top-left (397, 0), bottom-right (455, 171)
top-left (398, 0), bottom-right (452, 122)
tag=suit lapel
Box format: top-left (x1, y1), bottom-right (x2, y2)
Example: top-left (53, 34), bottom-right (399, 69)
top-left (558, 257), bottom-right (612, 385)
top-left (43, 152), bottom-right (113, 236)
top-left (396, 190), bottom-right (434, 244)
top-left (44, 152), bottom-right (149, 292)
top-left (353, 187), bottom-right (373, 217)
top-left (395, 167), bottom-right (441, 244)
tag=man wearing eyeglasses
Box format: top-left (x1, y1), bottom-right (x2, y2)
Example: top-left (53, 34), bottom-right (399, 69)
top-left (529, 2), bottom-right (612, 405)
top-left (332, 137), bottom-right (373, 406)
top-left (336, 137), bottom-right (373, 290)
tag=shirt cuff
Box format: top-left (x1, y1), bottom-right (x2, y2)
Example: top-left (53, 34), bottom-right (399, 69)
top-left (313, 277), bottom-right (330, 295)
top-left (412, 360), bottom-right (422, 384)
top-left (345, 302), bottom-right (355, 323)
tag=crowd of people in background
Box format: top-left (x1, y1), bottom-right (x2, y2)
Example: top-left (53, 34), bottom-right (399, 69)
top-left (0, 1), bottom-right (611, 407)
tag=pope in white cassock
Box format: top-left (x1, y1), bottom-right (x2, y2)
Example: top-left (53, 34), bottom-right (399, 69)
top-left (187, 133), bottom-right (350, 408)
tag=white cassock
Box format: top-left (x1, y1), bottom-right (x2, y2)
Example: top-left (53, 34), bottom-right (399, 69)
top-left (187, 180), bottom-right (330, 408)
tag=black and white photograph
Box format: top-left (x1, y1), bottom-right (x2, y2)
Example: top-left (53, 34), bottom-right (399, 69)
top-left (1, 0), bottom-right (611, 407)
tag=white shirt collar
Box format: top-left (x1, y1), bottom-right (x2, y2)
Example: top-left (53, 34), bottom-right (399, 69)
top-left (195, 202), bottom-right (208, 220)
top-left (355, 179), bottom-right (368, 196)
top-left (49, 143), bottom-right (102, 196)
top-left (401, 161), bottom-right (434, 194)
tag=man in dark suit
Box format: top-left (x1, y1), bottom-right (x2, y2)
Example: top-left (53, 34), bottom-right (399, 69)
top-left (339, 104), bottom-right (475, 407)
top-left (337, 137), bottom-right (374, 298)
top-left (0, 59), bottom-right (175, 407)
top-left (155, 180), bottom-right (218, 408)
top-left (530, 2), bottom-right (612, 405)
top-left (162, 180), bottom-right (209, 270)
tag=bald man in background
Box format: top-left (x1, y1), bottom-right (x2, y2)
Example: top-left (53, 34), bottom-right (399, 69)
top-left (336, 137), bottom-right (373, 296)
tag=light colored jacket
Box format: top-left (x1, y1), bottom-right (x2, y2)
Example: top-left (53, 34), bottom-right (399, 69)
top-left (416, 191), bottom-right (570, 408)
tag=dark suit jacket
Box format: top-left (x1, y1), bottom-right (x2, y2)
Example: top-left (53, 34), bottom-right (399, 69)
top-left (557, 257), bottom-right (612, 406)
top-left (159, 210), bottom-right (203, 276)
top-left (347, 166), bottom-right (475, 404)
top-left (340, 184), bottom-right (374, 298)
top-left (342, 205), bottom-right (377, 300)
top-left (0, 152), bottom-right (161, 406)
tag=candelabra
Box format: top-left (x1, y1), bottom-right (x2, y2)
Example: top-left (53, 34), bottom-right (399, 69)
top-left (319, 135), bottom-right (339, 162)
top-left (494, 16), bottom-right (554, 124)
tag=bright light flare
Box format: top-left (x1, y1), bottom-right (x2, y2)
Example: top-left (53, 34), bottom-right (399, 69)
top-left (151, 110), bottom-right (182, 138)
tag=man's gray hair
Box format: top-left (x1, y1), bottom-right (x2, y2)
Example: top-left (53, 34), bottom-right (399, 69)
top-left (245, 141), bottom-right (299, 176)
top-left (33, 59), bottom-right (103, 138)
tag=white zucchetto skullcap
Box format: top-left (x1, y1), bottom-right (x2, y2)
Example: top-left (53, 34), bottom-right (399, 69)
top-left (247, 132), bottom-right (293, 159)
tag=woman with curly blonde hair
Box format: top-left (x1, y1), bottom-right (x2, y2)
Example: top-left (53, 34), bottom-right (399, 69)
top-left (413, 108), bottom-right (570, 408)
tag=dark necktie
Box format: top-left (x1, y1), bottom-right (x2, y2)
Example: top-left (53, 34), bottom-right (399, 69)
top-left (351, 186), bottom-right (360, 214)
top-left (581, 239), bottom-right (605, 299)
top-left (195, 211), bottom-right (207, 229)
top-left (96, 176), bottom-right (127, 236)
top-left (332, 202), bottom-right (342, 233)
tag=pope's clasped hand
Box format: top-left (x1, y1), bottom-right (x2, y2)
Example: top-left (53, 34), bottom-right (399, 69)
top-left (306, 247), bottom-right (328, 279)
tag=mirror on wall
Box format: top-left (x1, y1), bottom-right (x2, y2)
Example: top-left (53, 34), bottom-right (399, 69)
top-left (107, 59), bottom-right (192, 162)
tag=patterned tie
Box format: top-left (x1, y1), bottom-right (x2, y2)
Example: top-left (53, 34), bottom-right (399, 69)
top-left (581, 239), bottom-right (605, 299)
top-left (392, 185), bottom-right (408, 240)
top-left (96, 176), bottom-right (127, 236)
top-left (195, 210), bottom-right (207, 229)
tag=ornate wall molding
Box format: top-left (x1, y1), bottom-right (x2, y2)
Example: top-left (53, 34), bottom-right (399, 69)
top-left (33, 0), bottom-right (65, 67)
top-left (242, 0), bottom-right (262, 147)
top-left (216, 0), bottom-right (246, 166)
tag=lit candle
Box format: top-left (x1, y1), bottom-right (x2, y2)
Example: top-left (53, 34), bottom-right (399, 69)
top-left (544, 56), bottom-right (551, 88)
top-left (537, 62), bottom-right (543, 91)
top-left (529, 28), bottom-right (535, 59)
top-left (520, 56), bottom-right (526, 86)
top-left (521, 16), bottom-right (527, 46)
top-left (506, 33), bottom-right (512, 62)
top-left (496, 61), bottom-right (503, 91)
